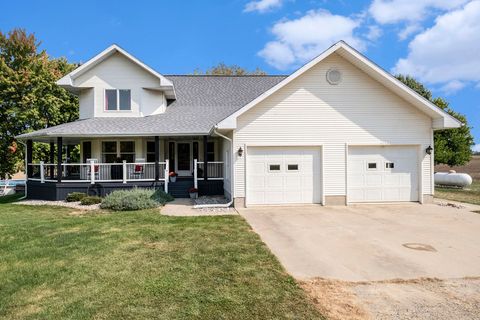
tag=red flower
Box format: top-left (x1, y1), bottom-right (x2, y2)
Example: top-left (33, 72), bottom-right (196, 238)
top-left (188, 187), bottom-right (198, 193)
top-left (169, 172), bottom-right (178, 177)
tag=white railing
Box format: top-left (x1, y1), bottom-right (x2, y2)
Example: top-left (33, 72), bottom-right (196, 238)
top-left (196, 161), bottom-right (224, 180)
top-left (27, 160), bottom-right (169, 185)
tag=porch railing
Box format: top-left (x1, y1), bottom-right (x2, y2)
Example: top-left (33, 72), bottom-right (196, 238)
top-left (27, 160), bottom-right (169, 189)
top-left (196, 161), bottom-right (224, 180)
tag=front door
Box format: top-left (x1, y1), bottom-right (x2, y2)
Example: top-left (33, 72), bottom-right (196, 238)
top-left (176, 142), bottom-right (192, 176)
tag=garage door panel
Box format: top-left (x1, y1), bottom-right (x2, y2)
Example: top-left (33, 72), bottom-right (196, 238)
top-left (348, 146), bottom-right (419, 203)
top-left (247, 147), bottom-right (322, 205)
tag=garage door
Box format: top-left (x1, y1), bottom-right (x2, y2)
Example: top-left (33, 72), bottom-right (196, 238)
top-left (348, 146), bottom-right (419, 202)
top-left (247, 147), bottom-right (322, 205)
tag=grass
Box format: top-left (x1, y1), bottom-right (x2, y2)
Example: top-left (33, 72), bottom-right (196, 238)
top-left (435, 180), bottom-right (480, 205)
top-left (0, 202), bottom-right (322, 320)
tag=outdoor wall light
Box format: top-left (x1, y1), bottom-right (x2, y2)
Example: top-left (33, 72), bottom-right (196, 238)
top-left (426, 145), bottom-right (433, 155)
top-left (238, 147), bottom-right (243, 157)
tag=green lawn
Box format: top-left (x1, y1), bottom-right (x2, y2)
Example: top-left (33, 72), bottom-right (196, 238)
top-left (0, 202), bottom-right (322, 320)
top-left (435, 180), bottom-right (480, 205)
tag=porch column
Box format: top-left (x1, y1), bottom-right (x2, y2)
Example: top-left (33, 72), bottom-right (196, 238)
top-left (26, 139), bottom-right (33, 178)
top-left (154, 136), bottom-right (160, 181)
top-left (57, 137), bottom-right (62, 183)
top-left (49, 142), bottom-right (55, 179)
top-left (203, 135), bottom-right (208, 181)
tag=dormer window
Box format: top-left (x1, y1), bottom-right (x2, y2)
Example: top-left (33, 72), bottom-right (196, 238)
top-left (105, 89), bottom-right (131, 111)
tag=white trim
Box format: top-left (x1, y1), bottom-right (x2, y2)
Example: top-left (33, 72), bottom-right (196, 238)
top-left (216, 41), bottom-right (461, 130)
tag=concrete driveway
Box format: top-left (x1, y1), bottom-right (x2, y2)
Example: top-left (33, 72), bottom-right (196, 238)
top-left (239, 203), bottom-right (480, 281)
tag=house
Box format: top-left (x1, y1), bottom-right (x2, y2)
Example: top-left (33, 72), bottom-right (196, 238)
top-left (18, 41), bottom-right (461, 206)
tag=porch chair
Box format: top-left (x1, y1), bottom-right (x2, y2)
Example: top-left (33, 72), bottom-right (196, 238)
top-left (131, 158), bottom-right (145, 179)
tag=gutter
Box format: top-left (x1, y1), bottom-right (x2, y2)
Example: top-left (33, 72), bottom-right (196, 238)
top-left (193, 127), bottom-right (234, 209)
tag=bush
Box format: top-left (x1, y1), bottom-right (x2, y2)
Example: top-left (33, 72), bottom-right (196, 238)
top-left (100, 188), bottom-right (160, 211)
top-left (152, 189), bottom-right (174, 205)
top-left (66, 192), bottom-right (87, 202)
top-left (80, 196), bottom-right (102, 206)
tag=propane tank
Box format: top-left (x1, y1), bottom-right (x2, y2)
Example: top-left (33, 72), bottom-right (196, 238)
top-left (434, 170), bottom-right (473, 188)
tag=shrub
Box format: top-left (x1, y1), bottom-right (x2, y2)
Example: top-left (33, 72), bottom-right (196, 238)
top-left (152, 189), bottom-right (174, 205)
top-left (80, 196), bottom-right (102, 206)
top-left (66, 192), bottom-right (87, 202)
top-left (100, 188), bottom-right (160, 211)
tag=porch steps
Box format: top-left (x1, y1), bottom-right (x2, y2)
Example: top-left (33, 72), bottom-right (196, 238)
top-left (168, 178), bottom-right (194, 198)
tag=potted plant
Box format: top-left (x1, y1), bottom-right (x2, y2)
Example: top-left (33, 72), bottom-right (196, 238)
top-left (188, 187), bottom-right (198, 199)
top-left (169, 171), bottom-right (178, 183)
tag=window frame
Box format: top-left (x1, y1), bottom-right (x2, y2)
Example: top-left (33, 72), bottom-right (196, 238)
top-left (367, 162), bottom-right (378, 170)
top-left (104, 89), bottom-right (132, 111)
top-left (268, 164), bottom-right (281, 172)
top-left (101, 140), bottom-right (136, 163)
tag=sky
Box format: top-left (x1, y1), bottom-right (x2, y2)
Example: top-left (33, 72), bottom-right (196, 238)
top-left (1, 0), bottom-right (479, 149)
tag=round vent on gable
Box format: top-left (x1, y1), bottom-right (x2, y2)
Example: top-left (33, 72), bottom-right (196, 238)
top-left (326, 68), bottom-right (342, 85)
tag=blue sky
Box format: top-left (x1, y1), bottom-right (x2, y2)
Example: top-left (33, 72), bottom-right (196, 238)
top-left (2, 0), bottom-right (479, 148)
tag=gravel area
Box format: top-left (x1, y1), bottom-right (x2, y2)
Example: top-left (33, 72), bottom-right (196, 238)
top-left (301, 277), bottom-right (480, 320)
top-left (15, 200), bottom-right (100, 211)
top-left (193, 196), bottom-right (236, 213)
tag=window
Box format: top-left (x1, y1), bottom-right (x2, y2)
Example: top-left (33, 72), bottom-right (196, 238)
top-left (287, 164), bottom-right (299, 171)
top-left (367, 162), bottom-right (377, 169)
top-left (82, 141), bottom-right (92, 163)
top-left (120, 141), bottom-right (135, 163)
top-left (207, 142), bottom-right (215, 162)
top-left (105, 89), bottom-right (131, 111)
top-left (146, 141), bottom-right (156, 163)
top-left (102, 141), bottom-right (117, 163)
top-left (269, 164), bottom-right (281, 171)
top-left (385, 162), bottom-right (394, 169)
top-left (102, 141), bottom-right (135, 163)
top-left (168, 142), bottom-right (175, 173)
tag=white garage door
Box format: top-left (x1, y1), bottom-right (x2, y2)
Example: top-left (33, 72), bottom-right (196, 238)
top-left (348, 146), bottom-right (419, 202)
top-left (247, 147), bottom-right (322, 205)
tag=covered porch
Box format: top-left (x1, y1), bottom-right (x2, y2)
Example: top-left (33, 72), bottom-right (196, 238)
top-left (25, 134), bottom-right (228, 200)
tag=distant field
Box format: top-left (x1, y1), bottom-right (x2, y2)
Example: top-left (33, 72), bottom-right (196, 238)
top-left (435, 155), bottom-right (480, 180)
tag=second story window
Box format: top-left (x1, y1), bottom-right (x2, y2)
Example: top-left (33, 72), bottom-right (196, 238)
top-left (105, 89), bottom-right (131, 111)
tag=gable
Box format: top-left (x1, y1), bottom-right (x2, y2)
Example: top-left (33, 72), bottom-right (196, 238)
top-left (217, 41), bottom-right (461, 130)
top-left (74, 52), bottom-right (159, 88)
top-left (236, 52), bottom-right (431, 143)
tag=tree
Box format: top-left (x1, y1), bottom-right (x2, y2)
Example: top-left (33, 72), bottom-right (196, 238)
top-left (0, 29), bottom-right (79, 178)
top-left (194, 62), bottom-right (266, 75)
top-left (396, 75), bottom-right (474, 166)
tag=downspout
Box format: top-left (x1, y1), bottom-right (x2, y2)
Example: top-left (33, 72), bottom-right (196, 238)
top-left (18, 140), bottom-right (28, 199)
top-left (193, 128), bottom-right (234, 209)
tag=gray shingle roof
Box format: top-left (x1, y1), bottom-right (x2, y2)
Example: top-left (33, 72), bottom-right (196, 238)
top-left (18, 75), bottom-right (286, 139)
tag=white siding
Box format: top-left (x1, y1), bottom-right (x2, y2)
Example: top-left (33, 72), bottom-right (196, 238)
top-left (78, 88), bottom-right (94, 119)
top-left (74, 52), bottom-right (165, 118)
top-left (234, 53), bottom-right (433, 198)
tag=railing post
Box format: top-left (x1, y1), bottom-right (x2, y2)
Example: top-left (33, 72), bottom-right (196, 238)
top-left (90, 160), bottom-right (95, 185)
top-left (164, 159), bottom-right (169, 193)
top-left (122, 160), bottom-right (127, 184)
top-left (40, 161), bottom-right (45, 183)
top-left (194, 159), bottom-right (198, 189)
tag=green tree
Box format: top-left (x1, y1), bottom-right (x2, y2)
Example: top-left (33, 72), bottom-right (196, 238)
top-left (194, 62), bottom-right (266, 75)
top-left (396, 75), bottom-right (474, 166)
top-left (0, 28), bottom-right (78, 178)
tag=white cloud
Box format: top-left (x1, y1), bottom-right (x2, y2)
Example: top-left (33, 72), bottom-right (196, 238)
top-left (398, 23), bottom-right (422, 40)
top-left (394, 0), bottom-right (480, 86)
top-left (472, 144), bottom-right (480, 152)
top-left (259, 10), bottom-right (364, 69)
top-left (439, 80), bottom-right (466, 94)
top-left (244, 0), bottom-right (283, 13)
top-left (365, 25), bottom-right (383, 41)
top-left (369, 0), bottom-right (469, 24)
